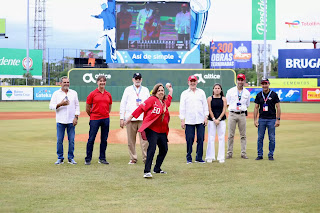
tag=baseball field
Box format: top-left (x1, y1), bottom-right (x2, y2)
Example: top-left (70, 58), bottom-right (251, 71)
top-left (0, 102), bottom-right (319, 212)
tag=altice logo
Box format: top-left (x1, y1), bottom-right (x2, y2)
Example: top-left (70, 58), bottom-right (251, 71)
top-left (6, 90), bottom-right (13, 98)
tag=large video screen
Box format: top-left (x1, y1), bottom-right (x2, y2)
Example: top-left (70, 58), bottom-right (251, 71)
top-left (116, 2), bottom-right (191, 50)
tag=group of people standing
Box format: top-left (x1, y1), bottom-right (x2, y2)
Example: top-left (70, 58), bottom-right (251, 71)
top-left (49, 73), bottom-right (281, 178)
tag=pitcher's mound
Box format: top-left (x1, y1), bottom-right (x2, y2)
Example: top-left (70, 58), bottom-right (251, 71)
top-left (75, 128), bottom-right (187, 144)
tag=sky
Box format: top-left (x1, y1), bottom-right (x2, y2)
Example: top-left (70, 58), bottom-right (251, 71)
top-left (0, 0), bottom-right (319, 61)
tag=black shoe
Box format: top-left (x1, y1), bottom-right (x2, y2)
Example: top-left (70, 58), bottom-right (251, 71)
top-left (255, 156), bottom-right (263, 160)
top-left (98, 159), bottom-right (109, 164)
top-left (268, 156), bottom-right (274, 161)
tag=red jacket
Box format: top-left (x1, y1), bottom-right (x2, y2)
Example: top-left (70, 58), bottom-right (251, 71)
top-left (132, 95), bottom-right (172, 134)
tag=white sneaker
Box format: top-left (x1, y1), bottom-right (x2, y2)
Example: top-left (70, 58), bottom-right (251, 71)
top-left (219, 160), bottom-right (225, 163)
top-left (206, 159), bottom-right (213, 163)
top-left (143, 172), bottom-right (153, 178)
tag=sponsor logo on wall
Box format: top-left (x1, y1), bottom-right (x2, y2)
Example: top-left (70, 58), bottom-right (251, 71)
top-left (2, 87), bottom-right (33, 100)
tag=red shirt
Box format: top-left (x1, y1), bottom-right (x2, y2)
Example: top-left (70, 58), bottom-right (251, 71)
top-left (117, 11), bottom-right (132, 29)
top-left (132, 95), bottom-right (172, 134)
top-left (86, 88), bottom-right (112, 120)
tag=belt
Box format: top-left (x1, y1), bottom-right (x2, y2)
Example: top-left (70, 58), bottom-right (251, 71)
top-left (230, 111), bottom-right (245, 114)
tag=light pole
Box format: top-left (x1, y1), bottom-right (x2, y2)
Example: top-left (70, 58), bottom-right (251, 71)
top-left (26, 0), bottom-right (30, 85)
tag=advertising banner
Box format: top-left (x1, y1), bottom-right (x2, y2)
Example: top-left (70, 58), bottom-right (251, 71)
top-left (210, 41), bottom-right (252, 69)
top-left (247, 88), bottom-right (301, 102)
top-left (0, 19), bottom-right (5, 36)
top-left (2, 87), bottom-right (33, 100)
top-left (34, 87), bottom-right (60, 101)
top-left (278, 49), bottom-right (320, 78)
top-left (302, 88), bottom-right (320, 102)
top-left (80, 50), bottom-right (103, 59)
top-left (0, 48), bottom-right (43, 79)
top-left (252, 0), bottom-right (276, 40)
top-left (269, 78), bottom-right (318, 88)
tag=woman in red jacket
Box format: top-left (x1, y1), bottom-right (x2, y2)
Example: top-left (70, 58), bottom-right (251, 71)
top-left (125, 83), bottom-right (173, 178)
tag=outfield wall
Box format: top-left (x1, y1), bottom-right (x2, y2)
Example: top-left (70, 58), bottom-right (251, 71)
top-left (67, 68), bottom-right (237, 101)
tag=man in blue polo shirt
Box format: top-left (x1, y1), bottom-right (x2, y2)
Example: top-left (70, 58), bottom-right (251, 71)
top-left (254, 78), bottom-right (281, 161)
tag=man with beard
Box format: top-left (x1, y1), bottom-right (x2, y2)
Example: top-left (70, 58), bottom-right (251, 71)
top-left (120, 73), bottom-right (150, 164)
top-left (49, 76), bottom-right (80, 165)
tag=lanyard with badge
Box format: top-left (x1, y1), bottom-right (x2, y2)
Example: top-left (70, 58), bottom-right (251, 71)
top-left (262, 91), bottom-right (272, 111)
top-left (133, 85), bottom-right (142, 106)
top-left (237, 90), bottom-right (242, 110)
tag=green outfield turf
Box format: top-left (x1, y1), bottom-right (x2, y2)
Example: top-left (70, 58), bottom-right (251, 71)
top-left (1, 102), bottom-right (320, 212)
top-left (0, 101), bottom-right (320, 113)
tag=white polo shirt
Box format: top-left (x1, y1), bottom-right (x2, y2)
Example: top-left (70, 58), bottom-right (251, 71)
top-left (179, 88), bottom-right (209, 125)
top-left (49, 88), bottom-right (80, 124)
top-left (120, 85), bottom-right (150, 121)
top-left (226, 86), bottom-right (250, 112)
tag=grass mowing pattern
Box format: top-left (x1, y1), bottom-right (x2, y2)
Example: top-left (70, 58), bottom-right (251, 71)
top-left (1, 112), bottom-right (320, 212)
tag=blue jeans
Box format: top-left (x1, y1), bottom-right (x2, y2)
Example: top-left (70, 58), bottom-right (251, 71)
top-left (85, 118), bottom-right (110, 162)
top-left (56, 123), bottom-right (75, 160)
top-left (185, 124), bottom-right (205, 162)
top-left (257, 119), bottom-right (276, 157)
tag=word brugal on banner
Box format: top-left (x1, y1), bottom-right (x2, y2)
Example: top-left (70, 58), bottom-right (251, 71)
top-left (210, 53), bottom-right (234, 67)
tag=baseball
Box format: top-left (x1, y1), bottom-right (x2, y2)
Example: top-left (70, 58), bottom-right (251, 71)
top-left (166, 83), bottom-right (171, 88)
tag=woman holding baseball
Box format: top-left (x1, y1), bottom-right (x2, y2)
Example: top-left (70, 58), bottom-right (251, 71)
top-left (205, 83), bottom-right (227, 163)
top-left (125, 83), bottom-right (173, 178)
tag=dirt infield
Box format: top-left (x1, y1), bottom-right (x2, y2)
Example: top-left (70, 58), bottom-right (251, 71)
top-left (1, 111), bottom-right (319, 121)
top-left (1, 111), bottom-right (319, 144)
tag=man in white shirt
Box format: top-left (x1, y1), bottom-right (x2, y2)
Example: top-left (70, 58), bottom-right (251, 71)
top-left (49, 77), bottom-right (80, 165)
top-left (175, 3), bottom-right (191, 42)
top-left (226, 73), bottom-right (250, 159)
top-left (179, 75), bottom-right (209, 164)
top-left (120, 73), bottom-right (150, 164)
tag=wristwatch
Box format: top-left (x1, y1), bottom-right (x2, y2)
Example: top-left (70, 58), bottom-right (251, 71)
top-left (218, 118), bottom-right (222, 121)
top-left (276, 118), bottom-right (280, 120)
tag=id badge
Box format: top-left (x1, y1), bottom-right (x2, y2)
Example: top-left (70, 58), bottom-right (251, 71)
top-left (263, 104), bottom-right (268, 111)
top-left (136, 98), bottom-right (142, 106)
top-left (236, 102), bottom-right (241, 110)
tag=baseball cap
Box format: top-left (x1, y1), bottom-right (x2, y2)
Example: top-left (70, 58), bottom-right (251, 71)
top-left (261, 77), bottom-right (270, 84)
top-left (188, 75), bottom-right (198, 81)
top-left (181, 3), bottom-right (188, 8)
top-left (133, 72), bottom-right (142, 79)
top-left (237, 73), bottom-right (246, 80)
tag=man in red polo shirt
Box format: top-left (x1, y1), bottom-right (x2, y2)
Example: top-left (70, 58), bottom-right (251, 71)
top-left (85, 75), bottom-right (112, 165)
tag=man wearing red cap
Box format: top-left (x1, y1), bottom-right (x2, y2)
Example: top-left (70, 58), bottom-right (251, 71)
top-left (179, 75), bottom-right (209, 164)
top-left (254, 78), bottom-right (281, 161)
top-left (226, 73), bottom-right (251, 159)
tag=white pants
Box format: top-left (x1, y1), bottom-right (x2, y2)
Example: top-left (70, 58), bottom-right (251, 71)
top-left (97, 28), bottom-right (116, 49)
top-left (205, 120), bottom-right (226, 161)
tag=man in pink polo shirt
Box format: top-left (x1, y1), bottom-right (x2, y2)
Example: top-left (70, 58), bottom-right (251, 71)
top-left (85, 75), bottom-right (112, 165)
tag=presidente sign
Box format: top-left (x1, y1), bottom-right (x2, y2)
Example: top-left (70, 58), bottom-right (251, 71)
top-left (252, 0), bottom-right (276, 40)
top-left (0, 48), bottom-right (43, 79)
top-left (210, 41), bottom-right (252, 69)
top-left (278, 49), bottom-right (320, 78)
top-left (69, 68), bottom-right (236, 88)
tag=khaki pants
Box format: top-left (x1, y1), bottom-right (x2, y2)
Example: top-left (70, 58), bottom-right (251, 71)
top-left (227, 112), bottom-right (247, 156)
top-left (126, 121), bottom-right (148, 162)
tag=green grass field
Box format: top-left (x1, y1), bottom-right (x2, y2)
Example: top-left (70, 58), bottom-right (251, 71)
top-left (0, 102), bottom-right (320, 212)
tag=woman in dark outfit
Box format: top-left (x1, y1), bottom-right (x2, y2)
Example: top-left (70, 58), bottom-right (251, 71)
top-left (205, 83), bottom-right (227, 163)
